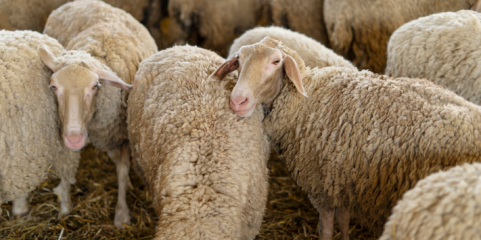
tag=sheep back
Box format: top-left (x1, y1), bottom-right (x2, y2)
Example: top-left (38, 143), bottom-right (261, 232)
top-left (128, 45), bottom-right (270, 239)
top-left (386, 10), bottom-right (481, 105)
top-left (0, 30), bottom-right (79, 203)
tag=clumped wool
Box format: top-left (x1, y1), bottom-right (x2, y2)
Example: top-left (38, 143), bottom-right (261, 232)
top-left (380, 163), bottom-right (481, 240)
top-left (265, 64), bottom-right (481, 235)
top-left (386, 10), bottom-right (481, 105)
top-left (0, 0), bottom-right (150, 32)
top-left (324, 0), bottom-right (478, 73)
top-left (229, 26), bottom-right (355, 70)
top-left (0, 30), bottom-right (79, 207)
top-left (269, 0), bottom-right (329, 47)
top-left (44, 0), bottom-right (158, 152)
top-left (127, 45), bottom-right (270, 240)
top-left (168, 0), bottom-right (266, 56)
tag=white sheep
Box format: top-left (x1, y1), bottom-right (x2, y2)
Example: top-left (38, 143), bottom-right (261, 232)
top-left (380, 162), bottom-right (481, 240)
top-left (0, 0), bottom-right (150, 32)
top-left (0, 30), bottom-right (80, 218)
top-left (127, 45), bottom-right (270, 240)
top-left (386, 10), bottom-right (481, 106)
top-left (41, 0), bottom-right (157, 228)
top-left (168, 0), bottom-right (266, 56)
top-left (323, 0), bottom-right (480, 73)
top-left (212, 36), bottom-right (481, 239)
top-left (229, 26), bottom-right (355, 70)
top-left (269, 0), bottom-right (329, 47)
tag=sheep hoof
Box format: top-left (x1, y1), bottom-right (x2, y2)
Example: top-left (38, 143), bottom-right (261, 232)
top-left (12, 196), bottom-right (29, 218)
top-left (114, 204), bottom-right (131, 229)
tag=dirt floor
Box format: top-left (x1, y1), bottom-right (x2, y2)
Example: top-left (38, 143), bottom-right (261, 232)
top-left (0, 146), bottom-right (376, 240)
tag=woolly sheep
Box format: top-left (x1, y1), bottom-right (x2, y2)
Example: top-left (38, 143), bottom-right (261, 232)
top-left (168, 0), bottom-right (266, 56)
top-left (0, 0), bottom-right (150, 32)
top-left (380, 163), bottom-right (481, 240)
top-left (269, 0), bottom-right (329, 46)
top-left (229, 26), bottom-right (355, 70)
top-left (386, 10), bottom-right (481, 106)
top-left (212, 37), bottom-right (481, 239)
top-left (41, 0), bottom-right (157, 228)
top-left (324, 0), bottom-right (480, 73)
top-left (127, 45), bottom-right (270, 240)
top-left (0, 30), bottom-right (80, 218)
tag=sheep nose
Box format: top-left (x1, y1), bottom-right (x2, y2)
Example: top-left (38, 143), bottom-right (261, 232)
top-left (231, 97), bottom-right (248, 107)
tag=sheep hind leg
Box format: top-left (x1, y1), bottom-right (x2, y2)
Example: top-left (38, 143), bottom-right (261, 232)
top-left (12, 195), bottom-right (29, 217)
top-left (318, 207), bottom-right (335, 240)
top-left (335, 206), bottom-right (350, 240)
top-left (108, 144), bottom-right (131, 229)
top-left (53, 178), bottom-right (72, 218)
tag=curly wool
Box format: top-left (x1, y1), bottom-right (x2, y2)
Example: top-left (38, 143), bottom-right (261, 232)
top-left (127, 45), bottom-right (270, 240)
top-left (0, 30), bottom-right (80, 205)
top-left (44, 0), bottom-right (158, 152)
top-left (269, 0), bottom-right (329, 47)
top-left (386, 10), bottom-right (481, 105)
top-left (0, 0), bottom-right (150, 32)
top-left (265, 65), bottom-right (481, 236)
top-left (380, 163), bottom-right (481, 240)
top-left (324, 0), bottom-right (477, 73)
top-left (229, 26), bottom-right (355, 70)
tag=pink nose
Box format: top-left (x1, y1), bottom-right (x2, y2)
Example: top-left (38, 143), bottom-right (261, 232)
top-left (66, 134), bottom-right (83, 144)
top-left (231, 97), bottom-right (248, 108)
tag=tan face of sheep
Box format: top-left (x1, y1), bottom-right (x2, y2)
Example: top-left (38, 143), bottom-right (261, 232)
top-left (210, 37), bottom-right (307, 117)
top-left (38, 46), bottom-right (132, 151)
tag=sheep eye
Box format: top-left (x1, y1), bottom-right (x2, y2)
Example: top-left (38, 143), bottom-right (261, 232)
top-left (93, 82), bottom-right (101, 90)
top-left (272, 59), bottom-right (281, 65)
top-left (50, 85), bottom-right (57, 91)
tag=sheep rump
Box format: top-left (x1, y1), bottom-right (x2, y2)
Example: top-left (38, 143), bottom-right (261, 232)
top-left (127, 45), bottom-right (270, 240)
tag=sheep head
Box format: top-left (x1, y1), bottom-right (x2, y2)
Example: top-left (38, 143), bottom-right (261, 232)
top-left (39, 45), bottom-right (132, 151)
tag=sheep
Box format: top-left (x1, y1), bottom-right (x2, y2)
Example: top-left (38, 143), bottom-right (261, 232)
top-left (127, 45), bottom-right (270, 240)
top-left (323, 0), bottom-right (480, 74)
top-left (269, 0), bottom-right (329, 47)
top-left (229, 26), bottom-right (355, 70)
top-left (0, 30), bottom-right (80, 218)
top-left (41, 0), bottom-right (158, 228)
top-left (385, 10), bottom-right (481, 107)
top-left (0, 0), bottom-right (150, 32)
top-left (212, 36), bottom-right (481, 239)
top-left (168, 0), bottom-right (266, 56)
top-left (380, 162), bottom-right (481, 240)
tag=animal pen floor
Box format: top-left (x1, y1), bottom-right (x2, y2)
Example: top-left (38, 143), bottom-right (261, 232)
top-left (1, 146), bottom-right (377, 240)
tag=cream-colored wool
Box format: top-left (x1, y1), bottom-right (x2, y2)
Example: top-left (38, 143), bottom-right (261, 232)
top-left (265, 65), bottom-right (481, 236)
top-left (168, 0), bottom-right (265, 56)
top-left (229, 26), bottom-right (355, 70)
top-left (324, 0), bottom-right (478, 73)
top-left (380, 163), bottom-right (481, 240)
top-left (0, 0), bottom-right (150, 32)
top-left (0, 30), bottom-right (79, 212)
top-left (269, 0), bottom-right (329, 47)
top-left (127, 45), bottom-right (270, 240)
top-left (386, 10), bottom-right (481, 106)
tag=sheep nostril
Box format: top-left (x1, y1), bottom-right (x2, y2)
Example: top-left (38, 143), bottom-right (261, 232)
top-left (232, 97), bottom-right (248, 106)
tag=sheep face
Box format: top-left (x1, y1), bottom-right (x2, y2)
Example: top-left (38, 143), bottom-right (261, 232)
top-left (210, 37), bottom-right (307, 117)
top-left (39, 46), bottom-right (132, 151)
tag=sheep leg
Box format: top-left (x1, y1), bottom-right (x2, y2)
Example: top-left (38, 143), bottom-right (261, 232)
top-left (53, 178), bottom-right (72, 218)
top-left (318, 207), bottom-right (335, 240)
top-left (335, 206), bottom-right (351, 240)
top-left (12, 195), bottom-right (29, 217)
top-left (108, 144), bottom-right (131, 228)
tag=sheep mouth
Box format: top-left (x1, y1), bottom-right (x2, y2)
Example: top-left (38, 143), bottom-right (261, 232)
top-left (64, 133), bottom-right (86, 151)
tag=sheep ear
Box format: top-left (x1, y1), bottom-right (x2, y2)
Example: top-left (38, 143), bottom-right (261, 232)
top-left (95, 69), bottom-right (133, 90)
top-left (39, 45), bottom-right (60, 72)
top-left (284, 55), bottom-right (308, 98)
top-left (208, 53), bottom-right (239, 81)
top-left (472, 0), bottom-right (481, 12)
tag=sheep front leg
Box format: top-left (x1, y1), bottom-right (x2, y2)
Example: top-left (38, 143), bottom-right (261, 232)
top-left (335, 206), bottom-right (350, 240)
top-left (107, 144), bottom-right (131, 228)
top-left (12, 195), bottom-right (29, 217)
top-left (53, 179), bottom-right (72, 218)
top-left (318, 207), bottom-right (335, 240)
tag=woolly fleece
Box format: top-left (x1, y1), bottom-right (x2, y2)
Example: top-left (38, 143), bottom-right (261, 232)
top-left (127, 45), bottom-right (270, 240)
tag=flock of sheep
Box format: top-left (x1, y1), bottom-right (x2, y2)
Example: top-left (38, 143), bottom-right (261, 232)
top-left (1, 0), bottom-right (481, 239)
